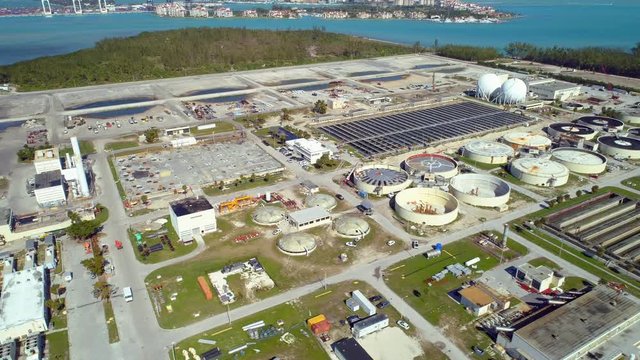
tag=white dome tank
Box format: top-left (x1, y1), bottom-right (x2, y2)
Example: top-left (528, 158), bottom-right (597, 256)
top-left (476, 74), bottom-right (502, 101)
top-left (496, 78), bottom-right (527, 104)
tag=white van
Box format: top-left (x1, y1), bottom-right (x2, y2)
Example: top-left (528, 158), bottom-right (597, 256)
top-left (123, 287), bottom-right (133, 302)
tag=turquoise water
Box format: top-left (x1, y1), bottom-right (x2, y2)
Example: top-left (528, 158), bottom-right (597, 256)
top-left (0, 0), bottom-right (637, 65)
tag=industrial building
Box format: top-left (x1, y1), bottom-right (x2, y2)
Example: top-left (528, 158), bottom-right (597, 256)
top-left (403, 153), bottom-right (459, 181)
top-left (33, 170), bottom-right (66, 207)
top-left (462, 140), bottom-right (514, 165)
top-left (394, 187), bottom-right (459, 226)
top-left (332, 338), bottom-right (373, 360)
top-left (0, 266), bottom-right (48, 343)
top-left (353, 164), bottom-right (412, 196)
top-left (352, 314), bottom-right (389, 339)
top-left (285, 138), bottom-right (333, 164)
top-left (351, 290), bottom-right (376, 316)
top-left (578, 116), bottom-right (625, 133)
top-left (458, 283), bottom-right (510, 317)
top-left (509, 158), bottom-right (569, 187)
top-left (550, 148), bottom-right (607, 174)
top-left (277, 233), bottom-right (317, 256)
top-left (528, 79), bottom-right (581, 101)
top-left (449, 174), bottom-right (511, 208)
top-left (497, 286), bottom-right (640, 360)
top-left (33, 148), bottom-right (62, 174)
top-left (597, 135), bottom-right (640, 159)
top-left (285, 207), bottom-right (332, 231)
top-left (169, 197), bottom-right (217, 243)
top-left (515, 263), bottom-right (565, 293)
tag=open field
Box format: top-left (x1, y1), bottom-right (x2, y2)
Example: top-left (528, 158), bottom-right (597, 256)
top-left (127, 216), bottom-right (196, 264)
top-left (145, 207), bottom-right (402, 328)
top-left (384, 235), bottom-right (527, 358)
top-left (59, 140), bottom-right (95, 157)
top-left (528, 257), bottom-right (559, 269)
top-left (175, 281), bottom-right (445, 360)
top-left (47, 330), bottom-right (70, 360)
top-left (104, 140), bottom-right (138, 151)
top-left (190, 122), bottom-right (236, 136)
top-left (622, 176), bottom-right (640, 191)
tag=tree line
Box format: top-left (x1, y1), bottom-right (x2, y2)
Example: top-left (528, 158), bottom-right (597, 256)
top-left (436, 42), bottom-right (640, 78)
top-left (0, 28), bottom-right (412, 91)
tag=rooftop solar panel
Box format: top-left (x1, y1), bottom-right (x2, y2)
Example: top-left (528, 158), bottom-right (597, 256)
top-left (320, 101), bottom-right (531, 156)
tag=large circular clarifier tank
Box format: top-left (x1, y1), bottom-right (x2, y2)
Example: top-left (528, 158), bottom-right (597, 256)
top-left (547, 123), bottom-right (597, 140)
top-left (502, 132), bottom-right (552, 150)
top-left (305, 193), bottom-right (337, 211)
top-left (353, 164), bottom-right (412, 196)
top-left (252, 206), bottom-right (285, 226)
top-left (449, 174), bottom-right (511, 207)
top-left (462, 140), bottom-right (515, 164)
top-left (627, 128), bottom-right (640, 140)
top-left (403, 153), bottom-right (459, 179)
top-left (277, 233), bottom-right (317, 256)
top-left (510, 158), bottom-right (569, 187)
top-left (394, 188), bottom-right (459, 226)
top-left (550, 148), bottom-right (607, 174)
top-left (597, 136), bottom-right (640, 159)
top-left (577, 116), bottom-right (624, 132)
top-left (333, 216), bottom-right (370, 239)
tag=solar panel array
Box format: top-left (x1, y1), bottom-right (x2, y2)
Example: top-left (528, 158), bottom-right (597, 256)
top-left (320, 102), bottom-right (530, 156)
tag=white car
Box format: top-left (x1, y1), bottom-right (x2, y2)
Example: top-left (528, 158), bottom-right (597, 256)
top-left (397, 320), bottom-right (410, 330)
top-left (386, 240), bottom-right (396, 246)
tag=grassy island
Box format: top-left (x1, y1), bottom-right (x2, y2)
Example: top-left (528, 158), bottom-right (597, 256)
top-left (0, 28), bottom-right (412, 91)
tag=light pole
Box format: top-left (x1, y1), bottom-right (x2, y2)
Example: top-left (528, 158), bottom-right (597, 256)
top-left (171, 342), bottom-right (176, 360)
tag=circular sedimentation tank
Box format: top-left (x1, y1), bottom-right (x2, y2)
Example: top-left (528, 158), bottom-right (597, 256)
top-left (577, 116), bottom-right (624, 132)
top-left (353, 164), bottom-right (412, 196)
top-left (597, 135), bottom-right (640, 159)
top-left (550, 148), bottom-right (607, 174)
top-left (623, 111), bottom-right (640, 125)
top-left (449, 174), bottom-right (511, 207)
top-left (502, 132), bottom-right (552, 150)
top-left (627, 128), bottom-right (640, 140)
top-left (547, 123), bottom-right (597, 140)
top-left (509, 158), bottom-right (570, 187)
top-left (252, 206), bottom-right (285, 226)
top-left (403, 153), bottom-right (459, 179)
top-left (333, 216), bottom-right (371, 239)
top-left (462, 140), bottom-right (515, 164)
top-left (277, 233), bottom-right (317, 256)
top-left (305, 193), bottom-right (337, 211)
top-left (394, 188), bottom-right (459, 226)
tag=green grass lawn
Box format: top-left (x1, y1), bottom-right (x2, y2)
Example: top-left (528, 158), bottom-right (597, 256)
top-left (622, 176), bottom-right (640, 191)
top-left (127, 216), bottom-right (196, 264)
top-left (190, 122), bottom-right (236, 135)
top-left (384, 236), bottom-right (513, 358)
top-left (94, 204), bottom-right (109, 224)
top-left (202, 175), bottom-right (283, 196)
top-left (104, 141), bottom-right (139, 151)
top-left (107, 157), bottom-right (126, 199)
top-left (175, 281), bottom-right (446, 360)
top-left (60, 140), bottom-right (95, 157)
top-left (103, 301), bottom-right (120, 343)
top-left (130, 208), bottom-right (157, 217)
top-left (563, 276), bottom-right (591, 291)
top-left (47, 330), bottom-right (69, 360)
top-left (528, 257), bottom-right (560, 269)
top-left (457, 156), bottom-right (504, 171)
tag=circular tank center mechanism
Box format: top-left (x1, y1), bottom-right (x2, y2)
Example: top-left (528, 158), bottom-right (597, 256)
top-left (418, 158), bottom-right (455, 172)
top-left (561, 126), bottom-right (580, 133)
top-left (614, 140), bottom-right (632, 147)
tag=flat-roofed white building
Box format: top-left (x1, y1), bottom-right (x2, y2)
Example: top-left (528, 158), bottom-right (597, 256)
top-left (515, 263), bottom-right (565, 293)
top-left (34, 170), bottom-right (66, 208)
top-left (285, 138), bottom-right (333, 164)
top-left (169, 197), bottom-right (217, 243)
top-left (529, 79), bottom-right (581, 102)
top-left (33, 148), bottom-right (61, 175)
top-left (286, 207), bottom-right (331, 231)
top-left (0, 266), bottom-right (48, 343)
